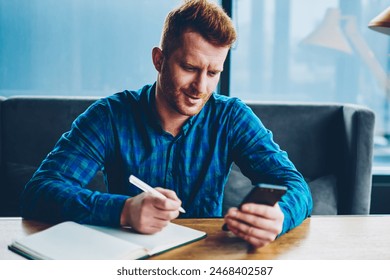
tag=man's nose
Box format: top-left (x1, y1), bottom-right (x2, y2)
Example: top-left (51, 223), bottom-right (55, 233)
top-left (192, 72), bottom-right (207, 94)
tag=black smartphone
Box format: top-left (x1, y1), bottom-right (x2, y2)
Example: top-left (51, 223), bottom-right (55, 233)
top-left (238, 183), bottom-right (287, 208)
top-left (222, 183), bottom-right (287, 231)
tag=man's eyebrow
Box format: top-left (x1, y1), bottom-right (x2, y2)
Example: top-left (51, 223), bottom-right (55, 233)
top-left (208, 67), bottom-right (223, 73)
top-left (181, 60), bottom-right (223, 72)
top-left (181, 60), bottom-right (197, 67)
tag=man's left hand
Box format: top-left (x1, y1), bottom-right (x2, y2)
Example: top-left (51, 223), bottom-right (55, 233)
top-left (223, 203), bottom-right (284, 248)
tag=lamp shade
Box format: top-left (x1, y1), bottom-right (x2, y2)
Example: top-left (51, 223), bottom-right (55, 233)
top-left (301, 8), bottom-right (353, 54)
top-left (368, 7), bottom-right (390, 35)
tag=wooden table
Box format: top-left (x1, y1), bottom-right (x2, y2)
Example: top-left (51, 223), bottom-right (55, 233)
top-left (1, 216), bottom-right (390, 260)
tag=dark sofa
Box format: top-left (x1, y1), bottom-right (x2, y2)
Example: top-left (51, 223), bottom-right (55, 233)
top-left (0, 96), bottom-right (375, 217)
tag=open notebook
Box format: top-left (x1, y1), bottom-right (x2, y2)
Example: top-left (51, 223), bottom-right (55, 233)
top-left (8, 221), bottom-right (206, 260)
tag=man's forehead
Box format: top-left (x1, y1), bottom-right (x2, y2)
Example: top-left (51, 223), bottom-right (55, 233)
top-left (178, 32), bottom-right (229, 64)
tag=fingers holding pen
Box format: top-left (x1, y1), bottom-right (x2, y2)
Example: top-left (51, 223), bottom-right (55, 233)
top-left (149, 191), bottom-right (181, 221)
top-left (120, 187), bottom-right (183, 234)
top-left (154, 187), bottom-right (182, 211)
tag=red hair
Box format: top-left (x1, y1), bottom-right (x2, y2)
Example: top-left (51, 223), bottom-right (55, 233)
top-left (160, 0), bottom-right (237, 57)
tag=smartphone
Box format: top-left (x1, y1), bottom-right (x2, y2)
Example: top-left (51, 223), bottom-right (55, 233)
top-left (238, 183), bottom-right (287, 208)
top-left (222, 183), bottom-right (287, 231)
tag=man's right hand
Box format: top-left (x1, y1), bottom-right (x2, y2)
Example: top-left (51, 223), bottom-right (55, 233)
top-left (120, 187), bottom-right (182, 234)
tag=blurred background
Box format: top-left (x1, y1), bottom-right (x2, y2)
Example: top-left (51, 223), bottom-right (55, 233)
top-left (1, 0), bottom-right (390, 211)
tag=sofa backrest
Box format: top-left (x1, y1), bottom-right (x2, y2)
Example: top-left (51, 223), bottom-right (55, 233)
top-left (250, 103), bottom-right (344, 181)
top-left (0, 97), bottom-right (375, 217)
top-left (0, 96), bottom-right (6, 192)
top-left (1, 96), bottom-right (99, 216)
top-left (224, 102), bottom-right (375, 216)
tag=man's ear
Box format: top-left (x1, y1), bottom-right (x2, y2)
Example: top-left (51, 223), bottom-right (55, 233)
top-left (152, 47), bottom-right (164, 72)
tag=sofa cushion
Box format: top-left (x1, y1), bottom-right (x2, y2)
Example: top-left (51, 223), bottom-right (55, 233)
top-left (223, 166), bottom-right (338, 215)
top-left (308, 174), bottom-right (338, 215)
top-left (222, 164), bottom-right (252, 215)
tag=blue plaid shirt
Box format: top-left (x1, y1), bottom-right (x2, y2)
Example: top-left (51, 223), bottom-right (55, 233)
top-left (21, 83), bottom-right (312, 235)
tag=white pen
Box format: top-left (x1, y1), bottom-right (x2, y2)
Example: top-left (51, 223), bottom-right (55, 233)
top-left (129, 175), bottom-right (186, 213)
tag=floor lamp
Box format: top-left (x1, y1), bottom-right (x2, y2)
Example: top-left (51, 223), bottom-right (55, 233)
top-left (301, 8), bottom-right (389, 94)
top-left (302, 7), bottom-right (390, 158)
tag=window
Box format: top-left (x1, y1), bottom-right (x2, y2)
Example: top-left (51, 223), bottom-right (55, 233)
top-left (1, 0), bottom-right (390, 169)
top-left (229, 0), bottom-right (390, 170)
top-left (0, 0), bottom-right (182, 96)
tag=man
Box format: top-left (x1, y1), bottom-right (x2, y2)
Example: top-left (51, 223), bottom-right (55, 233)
top-left (21, 0), bottom-right (312, 248)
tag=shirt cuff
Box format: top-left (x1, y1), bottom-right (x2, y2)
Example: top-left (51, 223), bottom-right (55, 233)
top-left (89, 193), bottom-right (129, 226)
top-left (278, 202), bottom-right (293, 236)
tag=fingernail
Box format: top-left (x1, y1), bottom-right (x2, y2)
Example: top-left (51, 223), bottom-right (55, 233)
top-left (241, 204), bottom-right (250, 211)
